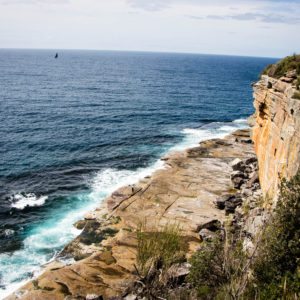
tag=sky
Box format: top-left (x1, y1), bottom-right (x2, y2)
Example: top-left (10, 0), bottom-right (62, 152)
top-left (0, 0), bottom-right (299, 57)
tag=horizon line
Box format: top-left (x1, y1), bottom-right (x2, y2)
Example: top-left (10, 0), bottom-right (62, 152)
top-left (0, 47), bottom-right (281, 59)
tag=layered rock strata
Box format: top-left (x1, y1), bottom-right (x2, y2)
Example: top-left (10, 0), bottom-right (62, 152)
top-left (7, 130), bottom-right (255, 300)
top-left (252, 74), bottom-right (300, 198)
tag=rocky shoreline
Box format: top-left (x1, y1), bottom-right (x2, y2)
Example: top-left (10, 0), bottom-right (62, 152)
top-left (6, 55), bottom-right (300, 300)
top-left (6, 128), bottom-right (262, 300)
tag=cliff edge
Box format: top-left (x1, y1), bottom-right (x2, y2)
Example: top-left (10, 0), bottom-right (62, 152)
top-left (252, 56), bottom-right (300, 199)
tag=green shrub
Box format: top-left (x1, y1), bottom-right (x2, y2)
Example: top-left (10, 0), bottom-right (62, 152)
top-left (187, 231), bottom-right (248, 300)
top-left (262, 54), bottom-right (300, 78)
top-left (247, 172), bottom-right (300, 299)
top-left (188, 172), bottom-right (300, 299)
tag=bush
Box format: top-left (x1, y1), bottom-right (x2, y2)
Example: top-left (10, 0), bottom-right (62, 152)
top-left (188, 172), bottom-right (300, 300)
top-left (247, 172), bottom-right (300, 299)
top-left (262, 54), bottom-right (300, 78)
top-left (187, 231), bottom-right (248, 300)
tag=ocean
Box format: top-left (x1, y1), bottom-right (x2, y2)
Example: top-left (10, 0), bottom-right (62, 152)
top-left (0, 49), bottom-right (276, 297)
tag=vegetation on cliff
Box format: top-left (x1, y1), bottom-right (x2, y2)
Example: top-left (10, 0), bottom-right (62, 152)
top-left (187, 172), bottom-right (300, 300)
top-left (262, 54), bottom-right (300, 80)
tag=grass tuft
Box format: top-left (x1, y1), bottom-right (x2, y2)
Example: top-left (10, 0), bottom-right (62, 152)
top-left (136, 222), bottom-right (185, 276)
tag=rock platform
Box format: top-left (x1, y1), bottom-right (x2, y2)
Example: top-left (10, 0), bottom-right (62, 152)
top-left (7, 129), bottom-right (255, 300)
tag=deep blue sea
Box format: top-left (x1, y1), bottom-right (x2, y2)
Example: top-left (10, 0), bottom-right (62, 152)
top-left (0, 49), bottom-right (276, 297)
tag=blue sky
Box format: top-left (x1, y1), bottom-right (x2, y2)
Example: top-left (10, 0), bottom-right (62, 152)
top-left (0, 0), bottom-right (299, 57)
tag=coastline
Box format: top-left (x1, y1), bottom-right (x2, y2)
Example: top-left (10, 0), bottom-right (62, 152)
top-left (0, 119), bottom-right (249, 299)
top-left (5, 124), bottom-right (257, 300)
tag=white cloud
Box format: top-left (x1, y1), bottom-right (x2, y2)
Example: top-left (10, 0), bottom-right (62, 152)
top-left (0, 0), bottom-right (299, 57)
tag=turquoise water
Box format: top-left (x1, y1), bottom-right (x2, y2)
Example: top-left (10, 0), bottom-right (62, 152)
top-left (0, 50), bottom-right (276, 297)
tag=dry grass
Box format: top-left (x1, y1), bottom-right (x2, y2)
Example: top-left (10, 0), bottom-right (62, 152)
top-left (136, 222), bottom-right (185, 276)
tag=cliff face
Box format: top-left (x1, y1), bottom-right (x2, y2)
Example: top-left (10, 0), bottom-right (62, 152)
top-left (252, 75), bottom-right (300, 199)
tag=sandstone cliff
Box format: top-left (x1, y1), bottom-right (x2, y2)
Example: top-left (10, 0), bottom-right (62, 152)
top-left (252, 74), bottom-right (300, 199)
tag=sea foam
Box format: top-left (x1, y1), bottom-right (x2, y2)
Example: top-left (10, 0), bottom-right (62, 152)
top-left (10, 193), bottom-right (48, 210)
top-left (0, 119), bottom-right (248, 299)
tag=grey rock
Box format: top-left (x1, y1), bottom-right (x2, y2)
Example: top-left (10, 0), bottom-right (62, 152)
top-left (244, 157), bottom-right (257, 165)
top-left (231, 171), bottom-right (247, 180)
top-left (229, 158), bottom-right (245, 171)
top-left (199, 228), bottom-right (216, 242)
top-left (232, 176), bottom-right (245, 189)
top-left (246, 173), bottom-right (259, 188)
top-left (124, 294), bottom-right (137, 300)
top-left (164, 262), bottom-right (191, 283)
top-left (241, 188), bottom-right (253, 197)
top-left (215, 194), bottom-right (235, 210)
top-left (225, 195), bottom-right (243, 214)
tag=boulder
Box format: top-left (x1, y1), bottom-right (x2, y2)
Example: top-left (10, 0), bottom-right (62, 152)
top-left (232, 176), bottom-right (245, 189)
top-left (280, 76), bottom-right (294, 83)
top-left (241, 188), bottom-right (253, 197)
top-left (244, 156), bottom-right (257, 165)
top-left (164, 263), bottom-right (191, 283)
top-left (225, 195), bottom-right (243, 214)
top-left (229, 158), bottom-right (245, 171)
top-left (215, 194), bottom-right (235, 210)
top-left (286, 69), bottom-right (297, 78)
top-left (199, 228), bottom-right (216, 242)
top-left (246, 172), bottom-right (259, 189)
top-left (197, 219), bottom-right (221, 232)
top-left (231, 171), bottom-right (247, 180)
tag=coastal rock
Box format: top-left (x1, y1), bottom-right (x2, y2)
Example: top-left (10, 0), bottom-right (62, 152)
top-left (252, 75), bottom-right (300, 198)
top-left (229, 158), bottom-right (244, 171)
top-left (164, 262), bottom-right (191, 283)
top-left (199, 228), bottom-right (216, 241)
top-left (215, 194), bottom-right (235, 210)
top-left (7, 130), bottom-right (256, 300)
top-left (280, 76), bottom-right (294, 83)
top-left (286, 69), bottom-right (297, 78)
top-left (232, 176), bottom-right (245, 189)
top-left (225, 194), bottom-right (243, 214)
top-left (196, 219), bottom-right (222, 232)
